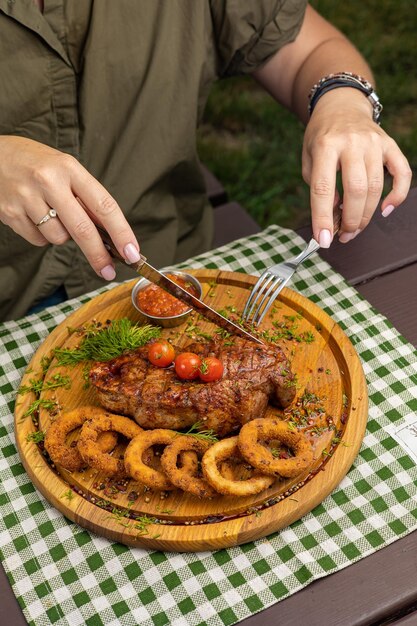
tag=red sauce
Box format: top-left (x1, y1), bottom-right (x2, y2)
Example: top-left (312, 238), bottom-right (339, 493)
top-left (137, 274), bottom-right (199, 317)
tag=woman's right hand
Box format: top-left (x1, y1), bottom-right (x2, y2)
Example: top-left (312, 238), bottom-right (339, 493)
top-left (0, 136), bottom-right (141, 280)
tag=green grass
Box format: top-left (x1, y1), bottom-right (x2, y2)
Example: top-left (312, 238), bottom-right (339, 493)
top-left (197, 0), bottom-right (417, 230)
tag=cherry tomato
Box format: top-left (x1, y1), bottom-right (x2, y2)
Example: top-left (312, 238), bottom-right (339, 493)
top-left (148, 340), bottom-right (175, 368)
top-left (198, 357), bottom-right (224, 383)
top-left (174, 352), bottom-right (202, 380)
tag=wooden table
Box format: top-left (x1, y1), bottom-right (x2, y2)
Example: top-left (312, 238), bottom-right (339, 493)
top-left (243, 187), bottom-right (417, 626)
top-left (2, 188), bottom-right (417, 626)
top-left (296, 187), bottom-right (417, 349)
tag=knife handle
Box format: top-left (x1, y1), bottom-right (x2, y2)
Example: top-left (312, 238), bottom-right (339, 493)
top-left (96, 225), bottom-right (147, 270)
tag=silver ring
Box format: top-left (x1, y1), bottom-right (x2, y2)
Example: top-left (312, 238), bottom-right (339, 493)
top-left (36, 208), bottom-right (57, 227)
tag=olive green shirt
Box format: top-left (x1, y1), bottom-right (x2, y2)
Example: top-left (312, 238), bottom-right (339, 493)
top-left (0, 0), bottom-right (307, 320)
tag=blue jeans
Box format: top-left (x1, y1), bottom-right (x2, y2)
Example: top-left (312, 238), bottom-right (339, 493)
top-left (27, 285), bottom-right (68, 315)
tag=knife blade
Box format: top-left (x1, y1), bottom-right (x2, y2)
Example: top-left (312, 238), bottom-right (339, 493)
top-left (96, 226), bottom-right (263, 345)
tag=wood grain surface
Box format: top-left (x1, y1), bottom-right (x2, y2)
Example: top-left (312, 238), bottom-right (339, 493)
top-left (14, 270), bottom-right (368, 552)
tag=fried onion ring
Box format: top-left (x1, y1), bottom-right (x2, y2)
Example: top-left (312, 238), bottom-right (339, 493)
top-left (202, 437), bottom-right (275, 496)
top-left (77, 412), bottom-right (142, 476)
top-left (238, 418), bottom-right (313, 478)
top-left (219, 460), bottom-right (236, 481)
top-left (161, 436), bottom-right (217, 498)
top-left (139, 443), bottom-right (197, 486)
top-left (180, 450), bottom-right (199, 475)
top-left (44, 406), bottom-right (119, 472)
top-left (124, 429), bottom-right (177, 491)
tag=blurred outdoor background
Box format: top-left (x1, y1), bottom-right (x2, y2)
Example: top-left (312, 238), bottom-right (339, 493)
top-left (197, 0), bottom-right (417, 230)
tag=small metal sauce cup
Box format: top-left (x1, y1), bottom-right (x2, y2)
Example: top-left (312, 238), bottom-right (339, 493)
top-left (131, 271), bottom-right (202, 327)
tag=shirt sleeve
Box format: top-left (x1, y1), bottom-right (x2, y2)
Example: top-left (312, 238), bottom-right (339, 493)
top-left (209, 0), bottom-right (308, 77)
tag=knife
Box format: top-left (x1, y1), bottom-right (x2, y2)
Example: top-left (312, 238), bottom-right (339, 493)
top-left (96, 226), bottom-right (263, 345)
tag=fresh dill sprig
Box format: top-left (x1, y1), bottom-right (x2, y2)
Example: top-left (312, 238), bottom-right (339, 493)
top-left (40, 354), bottom-right (53, 374)
top-left (18, 378), bottom-right (44, 395)
top-left (177, 421), bottom-right (218, 443)
top-left (17, 372), bottom-right (69, 419)
top-left (21, 398), bottom-right (59, 419)
top-left (53, 319), bottom-right (161, 365)
top-left (18, 373), bottom-right (71, 396)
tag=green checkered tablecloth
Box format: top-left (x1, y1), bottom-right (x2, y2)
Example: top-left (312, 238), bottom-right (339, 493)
top-left (1, 225), bottom-right (417, 626)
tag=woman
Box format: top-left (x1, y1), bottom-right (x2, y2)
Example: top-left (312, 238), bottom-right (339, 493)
top-left (0, 1), bottom-right (411, 319)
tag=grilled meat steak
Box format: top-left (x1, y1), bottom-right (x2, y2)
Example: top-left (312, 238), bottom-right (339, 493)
top-left (89, 338), bottom-right (296, 437)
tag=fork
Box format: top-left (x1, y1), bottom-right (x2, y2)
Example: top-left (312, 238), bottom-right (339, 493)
top-left (242, 209), bottom-right (342, 326)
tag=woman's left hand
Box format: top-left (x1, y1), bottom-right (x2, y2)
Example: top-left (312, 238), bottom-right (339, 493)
top-left (302, 88), bottom-right (412, 247)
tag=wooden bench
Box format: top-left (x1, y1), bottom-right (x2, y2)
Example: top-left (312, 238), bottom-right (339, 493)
top-left (201, 163), bottom-right (228, 207)
top-left (201, 163), bottom-right (262, 247)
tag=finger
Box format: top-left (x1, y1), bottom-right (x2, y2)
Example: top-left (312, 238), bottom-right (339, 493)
top-left (303, 145), bottom-right (341, 210)
top-left (31, 206), bottom-right (71, 246)
top-left (301, 143), bottom-right (312, 186)
top-left (309, 146), bottom-right (338, 248)
top-left (381, 143), bottom-right (412, 218)
top-left (0, 204), bottom-right (49, 246)
top-left (340, 152), bottom-right (369, 236)
top-left (333, 188), bottom-right (341, 210)
top-left (69, 165), bottom-right (140, 263)
top-left (44, 193), bottom-right (117, 280)
top-left (357, 156), bottom-right (384, 231)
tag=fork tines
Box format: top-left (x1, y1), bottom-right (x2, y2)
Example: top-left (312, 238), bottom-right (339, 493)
top-left (242, 272), bottom-right (289, 326)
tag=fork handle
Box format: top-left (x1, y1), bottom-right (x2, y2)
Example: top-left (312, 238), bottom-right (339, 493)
top-left (294, 207), bottom-right (342, 263)
top-left (294, 238), bottom-right (320, 264)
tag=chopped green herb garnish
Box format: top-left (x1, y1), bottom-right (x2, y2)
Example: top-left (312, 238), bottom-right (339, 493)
top-left (134, 515), bottom-right (158, 536)
top-left (270, 446), bottom-right (294, 458)
top-left (26, 430), bottom-right (45, 443)
top-left (301, 391), bottom-right (322, 405)
top-left (332, 437), bottom-right (351, 447)
top-left (283, 314), bottom-right (302, 323)
top-left (199, 360), bottom-right (209, 375)
top-left (185, 320), bottom-right (213, 341)
top-left (108, 506), bottom-right (131, 527)
top-left (61, 489), bottom-right (74, 502)
top-left (299, 330), bottom-right (315, 343)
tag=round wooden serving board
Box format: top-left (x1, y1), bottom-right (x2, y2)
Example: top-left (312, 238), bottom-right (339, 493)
top-left (15, 270), bottom-right (368, 552)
